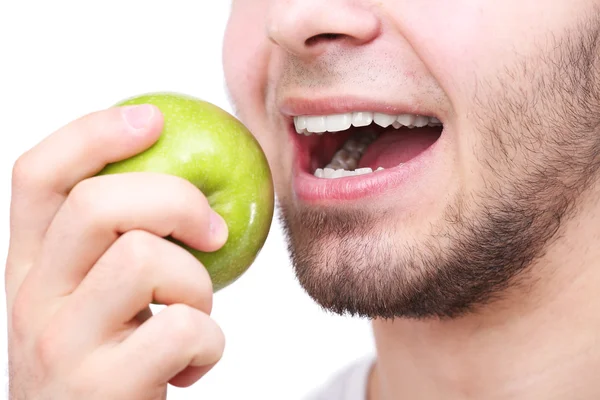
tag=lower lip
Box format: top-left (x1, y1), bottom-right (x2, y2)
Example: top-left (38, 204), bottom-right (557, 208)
top-left (291, 126), bottom-right (443, 203)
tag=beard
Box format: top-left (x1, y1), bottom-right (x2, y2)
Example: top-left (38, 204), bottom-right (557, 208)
top-left (277, 16), bottom-right (600, 319)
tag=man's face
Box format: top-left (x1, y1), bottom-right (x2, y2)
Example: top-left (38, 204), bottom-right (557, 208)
top-left (223, 0), bottom-right (600, 318)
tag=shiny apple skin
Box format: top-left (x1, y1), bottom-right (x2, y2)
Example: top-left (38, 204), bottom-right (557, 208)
top-left (98, 92), bottom-right (275, 291)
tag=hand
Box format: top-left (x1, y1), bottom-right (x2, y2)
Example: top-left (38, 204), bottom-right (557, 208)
top-left (5, 104), bottom-right (229, 399)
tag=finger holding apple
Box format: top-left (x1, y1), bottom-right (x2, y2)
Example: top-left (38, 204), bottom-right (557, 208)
top-left (99, 92), bottom-right (275, 291)
top-left (6, 94), bottom-right (274, 398)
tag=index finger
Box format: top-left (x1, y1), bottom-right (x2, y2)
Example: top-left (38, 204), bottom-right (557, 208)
top-left (6, 105), bottom-right (163, 302)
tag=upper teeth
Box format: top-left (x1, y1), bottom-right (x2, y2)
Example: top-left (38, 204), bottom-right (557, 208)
top-left (294, 112), bottom-right (441, 134)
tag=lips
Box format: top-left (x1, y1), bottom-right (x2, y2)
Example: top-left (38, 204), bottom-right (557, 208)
top-left (281, 97), bottom-right (446, 203)
top-left (289, 125), bottom-right (444, 203)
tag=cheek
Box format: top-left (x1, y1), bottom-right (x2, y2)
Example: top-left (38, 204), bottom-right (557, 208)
top-left (222, 7), bottom-right (265, 114)
top-left (400, 1), bottom-right (514, 109)
top-left (398, 0), bottom-right (587, 110)
top-left (223, 3), bottom-right (278, 167)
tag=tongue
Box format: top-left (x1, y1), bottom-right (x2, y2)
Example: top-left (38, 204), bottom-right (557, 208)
top-left (358, 127), bottom-right (441, 169)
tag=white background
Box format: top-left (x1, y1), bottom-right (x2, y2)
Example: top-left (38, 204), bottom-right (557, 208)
top-left (0, 1), bottom-right (374, 399)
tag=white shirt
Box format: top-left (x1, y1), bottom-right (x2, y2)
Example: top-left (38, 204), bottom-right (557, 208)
top-left (304, 355), bottom-right (375, 400)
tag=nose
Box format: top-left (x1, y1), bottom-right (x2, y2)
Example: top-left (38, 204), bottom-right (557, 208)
top-left (266, 0), bottom-right (381, 58)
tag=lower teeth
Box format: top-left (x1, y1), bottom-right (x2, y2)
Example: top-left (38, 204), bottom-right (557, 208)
top-left (316, 130), bottom-right (381, 178)
top-left (314, 166), bottom-right (384, 179)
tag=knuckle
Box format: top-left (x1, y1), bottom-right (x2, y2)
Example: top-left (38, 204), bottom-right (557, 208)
top-left (66, 178), bottom-right (102, 221)
top-left (11, 152), bottom-right (41, 191)
top-left (35, 324), bottom-right (64, 369)
top-left (207, 323), bottom-right (226, 362)
top-left (189, 268), bottom-right (214, 315)
top-left (114, 230), bottom-right (155, 274)
top-left (80, 109), bottom-right (126, 142)
top-left (167, 304), bottom-right (202, 343)
top-left (166, 305), bottom-right (225, 363)
top-left (78, 107), bottom-right (123, 132)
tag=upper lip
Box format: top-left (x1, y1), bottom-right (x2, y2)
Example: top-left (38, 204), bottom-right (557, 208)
top-left (279, 95), bottom-right (440, 119)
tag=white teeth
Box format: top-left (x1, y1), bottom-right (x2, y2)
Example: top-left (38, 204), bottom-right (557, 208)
top-left (294, 116), bottom-right (307, 133)
top-left (294, 112), bottom-right (442, 134)
top-left (428, 117), bottom-right (442, 127)
top-left (351, 111), bottom-right (373, 127)
top-left (396, 114), bottom-right (415, 126)
top-left (331, 169), bottom-right (346, 178)
top-left (305, 116), bottom-right (327, 133)
top-left (314, 166), bottom-right (385, 179)
top-left (373, 113), bottom-right (397, 128)
top-left (413, 115), bottom-right (429, 128)
top-left (354, 167), bottom-right (374, 175)
top-left (326, 113), bottom-right (352, 132)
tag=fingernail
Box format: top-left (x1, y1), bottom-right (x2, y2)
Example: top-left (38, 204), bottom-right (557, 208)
top-left (210, 211), bottom-right (228, 243)
top-left (122, 104), bottom-right (155, 130)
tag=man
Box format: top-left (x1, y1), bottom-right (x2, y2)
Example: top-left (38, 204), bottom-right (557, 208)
top-left (5, 0), bottom-right (600, 398)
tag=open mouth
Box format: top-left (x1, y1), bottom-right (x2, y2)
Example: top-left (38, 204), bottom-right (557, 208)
top-left (288, 109), bottom-right (445, 202)
top-left (292, 112), bottom-right (443, 180)
top-left (287, 109), bottom-right (444, 202)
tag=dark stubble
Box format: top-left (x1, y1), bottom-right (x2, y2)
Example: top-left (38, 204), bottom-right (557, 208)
top-left (278, 16), bottom-right (600, 319)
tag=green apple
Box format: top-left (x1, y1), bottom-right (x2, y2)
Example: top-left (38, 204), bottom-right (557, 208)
top-left (97, 92), bottom-right (274, 291)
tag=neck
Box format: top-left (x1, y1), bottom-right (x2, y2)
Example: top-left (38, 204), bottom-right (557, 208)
top-left (370, 192), bottom-right (600, 400)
